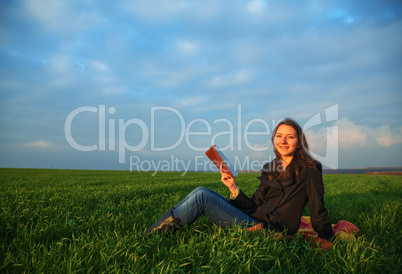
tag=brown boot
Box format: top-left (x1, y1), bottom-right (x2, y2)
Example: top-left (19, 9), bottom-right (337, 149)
top-left (144, 207), bottom-right (182, 236)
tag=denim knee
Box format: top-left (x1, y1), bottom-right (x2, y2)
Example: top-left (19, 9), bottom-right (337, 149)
top-left (194, 186), bottom-right (209, 193)
top-left (193, 187), bottom-right (214, 199)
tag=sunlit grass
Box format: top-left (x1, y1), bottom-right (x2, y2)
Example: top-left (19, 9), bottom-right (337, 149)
top-left (1, 169), bottom-right (401, 273)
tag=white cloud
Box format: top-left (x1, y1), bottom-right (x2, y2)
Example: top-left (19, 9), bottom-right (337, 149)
top-left (373, 125), bottom-right (402, 147)
top-left (376, 135), bottom-right (393, 147)
top-left (90, 61), bottom-right (110, 72)
top-left (101, 86), bottom-right (125, 95)
top-left (50, 56), bottom-right (73, 73)
top-left (21, 140), bottom-right (52, 148)
top-left (24, 0), bottom-right (68, 27)
top-left (247, 0), bottom-right (267, 13)
top-left (24, 0), bottom-right (107, 33)
top-left (210, 70), bottom-right (254, 88)
top-left (158, 71), bottom-right (197, 88)
top-left (306, 118), bottom-right (402, 153)
top-left (1, 0), bottom-right (401, 170)
top-left (124, 0), bottom-right (187, 23)
top-left (177, 96), bottom-right (208, 108)
top-left (337, 117), bottom-right (367, 148)
top-left (304, 128), bottom-right (327, 154)
top-left (177, 40), bottom-right (198, 56)
top-left (338, 118), bottom-right (402, 148)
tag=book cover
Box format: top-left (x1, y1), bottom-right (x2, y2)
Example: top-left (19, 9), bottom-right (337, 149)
top-left (205, 145), bottom-right (238, 177)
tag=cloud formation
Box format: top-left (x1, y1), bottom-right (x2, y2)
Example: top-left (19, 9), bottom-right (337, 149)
top-left (1, 0), bottom-right (401, 170)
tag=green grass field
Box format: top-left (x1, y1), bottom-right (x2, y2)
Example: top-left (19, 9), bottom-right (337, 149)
top-left (1, 168), bottom-right (401, 273)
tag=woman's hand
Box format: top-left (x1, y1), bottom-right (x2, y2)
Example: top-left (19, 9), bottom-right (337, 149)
top-left (220, 162), bottom-right (238, 195)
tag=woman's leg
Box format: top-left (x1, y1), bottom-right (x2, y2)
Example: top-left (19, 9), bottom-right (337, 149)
top-left (174, 186), bottom-right (227, 208)
top-left (172, 186), bottom-right (257, 229)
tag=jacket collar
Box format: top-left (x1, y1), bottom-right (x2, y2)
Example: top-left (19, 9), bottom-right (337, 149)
top-left (258, 159), bottom-right (297, 189)
top-left (265, 179), bottom-right (283, 189)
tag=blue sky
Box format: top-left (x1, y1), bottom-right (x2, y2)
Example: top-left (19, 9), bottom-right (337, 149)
top-left (1, 0), bottom-right (401, 171)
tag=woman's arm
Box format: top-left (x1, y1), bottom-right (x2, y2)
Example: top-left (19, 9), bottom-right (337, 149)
top-left (218, 162), bottom-right (261, 211)
top-left (305, 164), bottom-right (335, 241)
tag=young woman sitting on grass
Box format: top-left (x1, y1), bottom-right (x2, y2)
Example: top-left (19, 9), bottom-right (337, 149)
top-left (144, 118), bottom-right (335, 241)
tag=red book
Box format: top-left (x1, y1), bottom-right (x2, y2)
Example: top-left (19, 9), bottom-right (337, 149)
top-left (205, 145), bottom-right (238, 177)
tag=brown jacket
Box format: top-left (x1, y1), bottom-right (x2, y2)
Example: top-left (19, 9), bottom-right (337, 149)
top-left (229, 160), bottom-right (335, 240)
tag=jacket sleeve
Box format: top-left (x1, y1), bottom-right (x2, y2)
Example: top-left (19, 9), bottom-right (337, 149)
top-left (229, 163), bottom-right (272, 212)
top-left (229, 182), bottom-right (266, 214)
top-left (305, 163), bottom-right (335, 241)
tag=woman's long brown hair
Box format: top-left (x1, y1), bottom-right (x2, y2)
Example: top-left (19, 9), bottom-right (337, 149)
top-left (270, 118), bottom-right (317, 180)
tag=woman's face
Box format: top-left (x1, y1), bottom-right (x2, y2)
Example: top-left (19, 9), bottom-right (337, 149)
top-left (274, 124), bottom-right (299, 158)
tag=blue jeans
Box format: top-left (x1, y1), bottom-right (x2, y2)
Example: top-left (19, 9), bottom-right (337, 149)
top-left (172, 187), bottom-right (257, 229)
